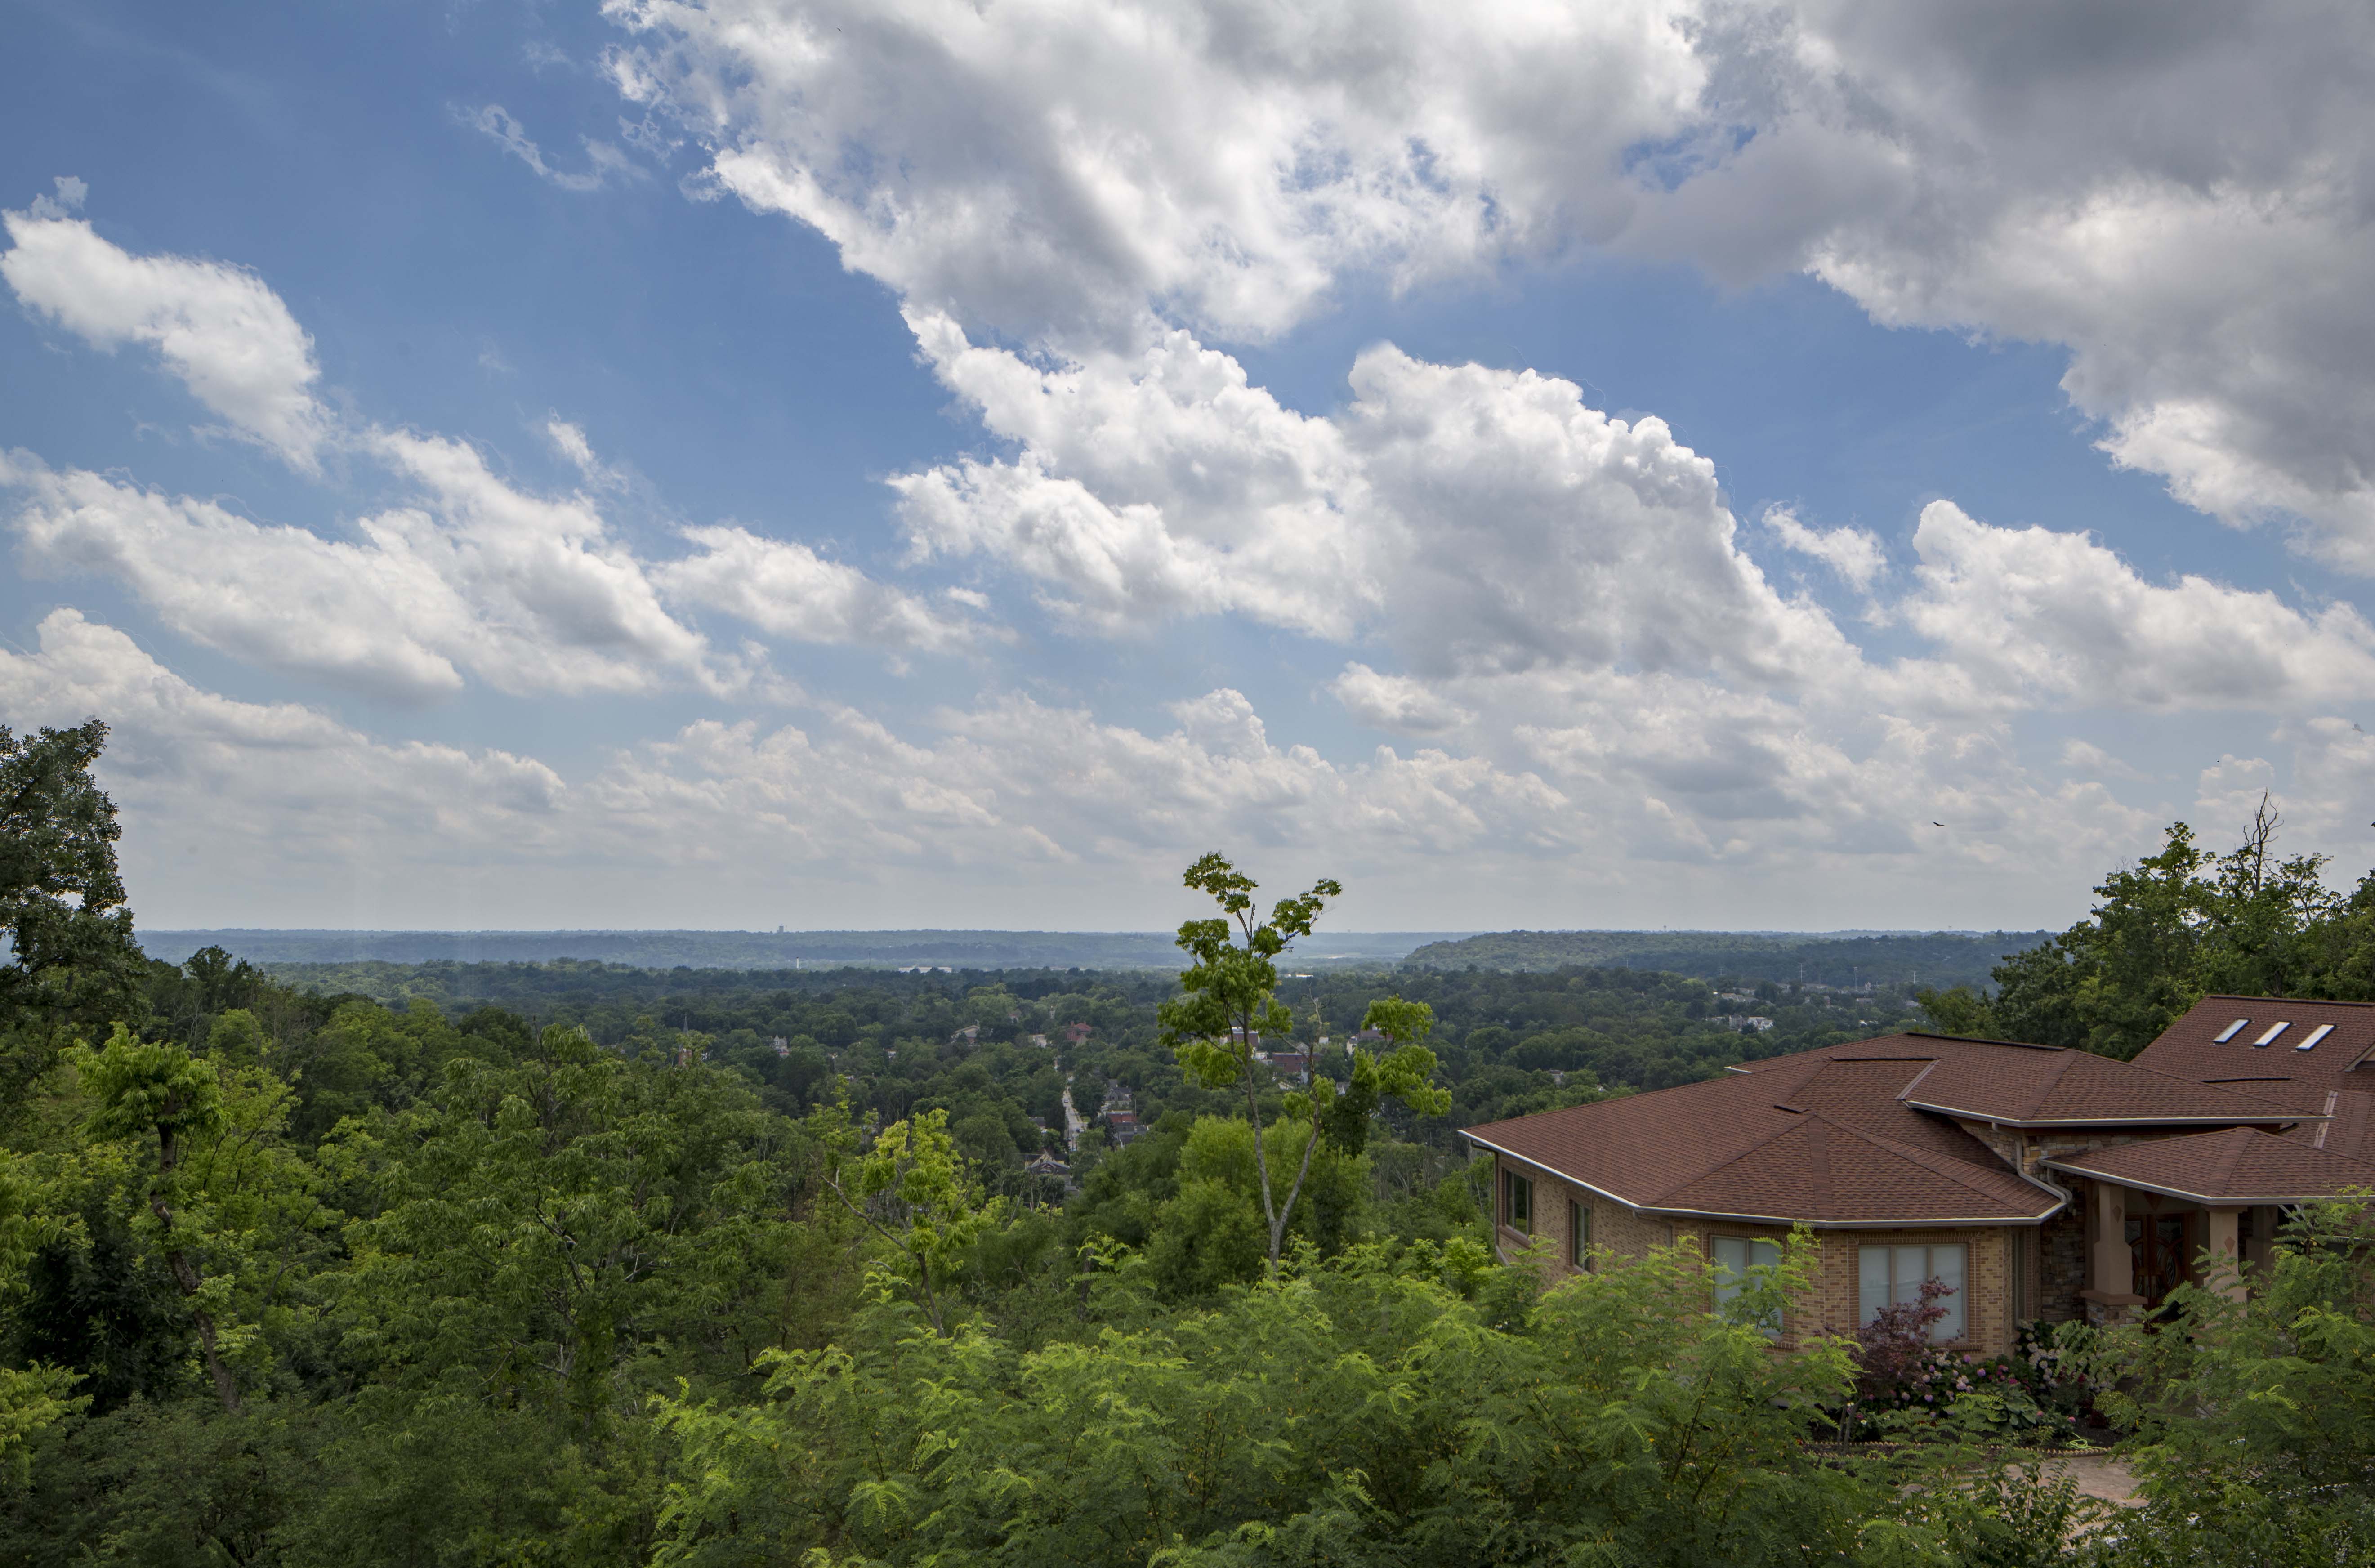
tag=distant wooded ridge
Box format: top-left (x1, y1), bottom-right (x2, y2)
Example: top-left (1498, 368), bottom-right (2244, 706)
top-left (136, 928), bottom-right (1472, 970)
top-left (1403, 929), bottom-right (2054, 986)
top-left (141, 926), bottom-right (2046, 985)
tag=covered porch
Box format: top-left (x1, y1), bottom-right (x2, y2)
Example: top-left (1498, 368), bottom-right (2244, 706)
top-left (2043, 1126), bottom-right (2375, 1320)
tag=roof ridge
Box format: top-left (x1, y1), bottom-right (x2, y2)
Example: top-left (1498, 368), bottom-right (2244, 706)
top-left (1645, 1112), bottom-right (1825, 1204)
top-left (1811, 1114), bottom-right (2034, 1201)
top-left (2107, 1052), bottom-right (2312, 1114)
top-left (1899, 1030), bottom-right (2067, 1052)
top-left (2196, 995), bottom-right (2375, 1010)
top-left (1792, 1112), bottom-right (2026, 1203)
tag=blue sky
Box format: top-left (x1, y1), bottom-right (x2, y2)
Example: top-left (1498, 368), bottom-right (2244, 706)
top-left (6, 0), bottom-right (2373, 933)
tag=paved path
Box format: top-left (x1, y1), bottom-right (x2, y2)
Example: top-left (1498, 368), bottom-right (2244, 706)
top-left (1062, 1075), bottom-right (1087, 1153)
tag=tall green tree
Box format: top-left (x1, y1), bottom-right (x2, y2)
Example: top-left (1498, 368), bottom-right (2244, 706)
top-left (1157, 854), bottom-right (1448, 1273)
top-left (0, 721), bottom-right (148, 1090)
top-left (1924, 798), bottom-right (2366, 1057)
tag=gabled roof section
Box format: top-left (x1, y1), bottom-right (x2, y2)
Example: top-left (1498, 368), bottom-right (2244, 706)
top-left (1464, 1039), bottom-right (2062, 1227)
top-left (1899, 1046), bottom-right (2304, 1127)
top-left (2132, 997), bottom-right (2375, 1161)
top-left (2043, 1126), bottom-right (2375, 1206)
top-left (2134, 997), bottom-right (2375, 1088)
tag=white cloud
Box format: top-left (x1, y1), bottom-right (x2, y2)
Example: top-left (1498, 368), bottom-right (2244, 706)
top-left (460, 103), bottom-right (646, 192)
top-left (27, 176), bottom-right (85, 220)
top-left (2, 219), bottom-right (991, 696)
top-left (0, 610), bottom-right (568, 871)
top-left (1762, 505), bottom-right (1886, 592)
top-left (614, 0), bottom-right (2375, 562)
top-left (1625, 2), bottom-right (2375, 565)
top-left (1330, 662), bottom-right (1470, 735)
top-left (2058, 738), bottom-right (2147, 783)
top-left (1897, 500), bottom-right (2375, 710)
top-left (607, 0), bottom-right (1706, 349)
top-left (895, 315), bottom-right (1863, 687)
top-left (1, 209), bottom-right (328, 469)
top-left (655, 524), bottom-right (990, 651)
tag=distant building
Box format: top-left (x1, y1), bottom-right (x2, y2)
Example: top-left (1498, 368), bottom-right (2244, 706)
top-left (1028, 1033), bottom-right (1050, 1049)
top-left (1062, 1022), bottom-right (1093, 1045)
top-left (1718, 1015), bottom-right (1777, 1032)
top-left (1265, 1051), bottom-right (1311, 1082)
top-left (1105, 1108), bottom-right (1145, 1147)
top-left (770, 1036), bottom-right (790, 1056)
top-left (951, 1023), bottom-right (981, 1045)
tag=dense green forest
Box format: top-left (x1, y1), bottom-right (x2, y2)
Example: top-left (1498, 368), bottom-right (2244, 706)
top-left (6, 719), bottom-right (2375, 1567)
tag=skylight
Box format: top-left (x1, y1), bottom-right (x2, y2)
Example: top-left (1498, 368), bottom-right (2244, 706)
top-left (2213, 1018), bottom-right (2250, 1043)
top-left (2296, 1023), bottom-right (2336, 1052)
top-left (2252, 1021), bottom-right (2292, 1048)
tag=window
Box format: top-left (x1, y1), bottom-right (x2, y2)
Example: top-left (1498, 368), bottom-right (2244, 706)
top-left (2297, 1023), bottom-right (2335, 1052)
top-left (1502, 1169), bottom-right (1532, 1233)
top-left (2212, 1017), bottom-right (2250, 1043)
top-left (1711, 1235), bottom-right (1782, 1333)
top-left (2252, 1021), bottom-right (2291, 1048)
top-left (1569, 1200), bottom-right (1591, 1268)
top-left (1859, 1243), bottom-right (1967, 1341)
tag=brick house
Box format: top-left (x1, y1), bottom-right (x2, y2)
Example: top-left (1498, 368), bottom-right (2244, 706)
top-left (1462, 996), bottom-right (2375, 1353)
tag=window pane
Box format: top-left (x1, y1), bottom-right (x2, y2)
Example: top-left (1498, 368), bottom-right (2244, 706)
top-left (1750, 1239), bottom-right (1780, 1271)
top-left (1927, 1245), bottom-right (1966, 1340)
top-left (1569, 1201), bottom-right (1589, 1266)
top-left (1712, 1235), bottom-right (1748, 1299)
top-left (1858, 1246), bottom-right (1890, 1326)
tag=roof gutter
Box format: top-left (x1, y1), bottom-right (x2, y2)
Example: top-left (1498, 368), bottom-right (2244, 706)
top-left (2038, 1158), bottom-right (2372, 1208)
top-left (1904, 1099), bottom-right (2308, 1130)
top-left (1461, 1130), bottom-right (2067, 1229)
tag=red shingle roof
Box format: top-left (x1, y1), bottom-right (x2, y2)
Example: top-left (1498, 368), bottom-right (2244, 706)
top-left (2130, 997), bottom-right (2375, 1161)
top-left (1898, 1046), bottom-right (2301, 1126)
top-left (2044, 1126), bottom-right (2375, 1204)
top-left (1464, 1029), bottom-right (2344, 1228)
top-left (1464, 1037), bottom-right (2060, 1225)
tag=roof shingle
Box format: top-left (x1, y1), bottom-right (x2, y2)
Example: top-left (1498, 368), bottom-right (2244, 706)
top-left (2044, 1126), bottom-right (2375, 1204)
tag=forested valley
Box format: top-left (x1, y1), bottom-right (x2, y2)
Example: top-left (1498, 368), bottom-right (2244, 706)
top-left (6, 721), bottom-right (2375, 1568)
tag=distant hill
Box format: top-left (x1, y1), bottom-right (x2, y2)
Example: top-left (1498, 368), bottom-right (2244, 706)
top-left (138, 928), bottom-right (1474, 972)
top-left (1402, 929), bottom-right (2054, 988)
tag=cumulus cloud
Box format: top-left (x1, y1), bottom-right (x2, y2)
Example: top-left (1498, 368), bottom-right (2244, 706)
top-left (1, 219), bottom-right (988, 697)
top-left (613, 0), bottom-right (2375, 564)
top-left (895, 315), bottom-right (1862, 687)
top-left (1330, 663), bottom-right (1470, 735)
top-left (607, 0), bottom-right (1705, 349)
top-left (1897, 499), bottom-right (2375, 710)
top-left (655, 524), bottom-right (991, 651)
top-left (0, 207), bottom-right (328, 469)
top-left (460, 103), bottom-right (645, 192)
top-left (1763, 505), bottom-right (1886, 592)
top-left (0, 610), bottom-right (568, 867)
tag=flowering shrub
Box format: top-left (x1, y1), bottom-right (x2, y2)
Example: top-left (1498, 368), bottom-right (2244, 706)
top-left (1834, 1279), bottom-right (2098, 1443)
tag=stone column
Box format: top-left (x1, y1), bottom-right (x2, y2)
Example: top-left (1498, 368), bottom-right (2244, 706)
top-left (2079, 1179), bottom-right (2146, 1322)
top-left (2202, 1208), bottom-right (2246, 1303)
top-left (2089, 1180), bottom-right (2132, 1297)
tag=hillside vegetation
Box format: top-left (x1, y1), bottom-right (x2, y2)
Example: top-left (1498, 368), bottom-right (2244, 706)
top-left (1405, 929), bottom-right (2051, 985)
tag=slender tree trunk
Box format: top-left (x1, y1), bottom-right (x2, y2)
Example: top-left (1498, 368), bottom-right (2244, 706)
top-left (1268, 1119), bottom-right (1325, 1270)
top-left (1243, 1036), bottom-right (1281, 1273)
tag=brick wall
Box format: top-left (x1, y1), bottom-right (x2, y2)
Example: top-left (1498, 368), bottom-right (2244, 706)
top-left (1493, 1160), bottom-right (1674, 1271)
top-left (1489, 1159), bottom-right (2024, 1354)
top-left (2037, 1204), bottom-right (2088, 1322)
